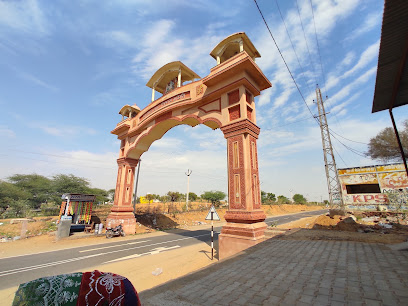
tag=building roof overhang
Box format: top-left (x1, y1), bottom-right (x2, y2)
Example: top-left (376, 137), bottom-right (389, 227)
top-left (372, 0), bottom-right (408, 113)
top-left (210, 32), bottom-right (261, 60)
top-left (203, 51), bottom-right (271, 92)
top-left (119, 104), bottom-right (141, 117)
top-left (146, 61), bottom-right (200, 94)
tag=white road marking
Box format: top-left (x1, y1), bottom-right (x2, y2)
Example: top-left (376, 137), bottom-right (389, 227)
top-left (0, 211), bottom-right (327, 276)
top-left (0, 233), bottom-right (209, 276)
top-left (0, 253), bottom-right (102, 277)
top-left (104, 245), bottom-right (181, 264)
top-left (80, 240), bottom-right (150, 252)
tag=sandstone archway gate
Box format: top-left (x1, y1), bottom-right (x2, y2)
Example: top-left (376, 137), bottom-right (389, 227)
top-left (109, 33), bottom-right (272, 259)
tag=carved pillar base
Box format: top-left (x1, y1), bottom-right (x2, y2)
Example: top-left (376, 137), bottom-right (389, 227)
top-left (219, 221), bottom-right (267, 260)
top-left (107, 157), bottom-right (139, 234)
top-left (105, 212), bottom-right (136, 235)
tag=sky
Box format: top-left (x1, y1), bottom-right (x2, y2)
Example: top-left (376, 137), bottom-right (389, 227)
top-left (0, 0), bottom-right (407, 202)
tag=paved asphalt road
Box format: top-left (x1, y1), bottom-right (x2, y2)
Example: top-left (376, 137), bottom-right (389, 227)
top-left (0, 209), bottom-right (327, 290)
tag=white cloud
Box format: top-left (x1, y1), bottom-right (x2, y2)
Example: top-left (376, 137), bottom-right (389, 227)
top-left (0, 149), bottom-right (118, 189)
top-left (128, 19), bottom-right (223, 80)
top-left (343, 40), bottom-right (379, 78)
top-left (321, 41), bottom-right (378, 100)
top-left (100, 30), bottom-right (138, 48)
top-left (258, 129), bottom-right (295, 147)
top-left (253, 0), bottom-right (359, 118)
top-left (345, 11), bottom-right (382, 42)
top-left (0, 0), bottom-right (50, 36)
top-left (328, 91), bottom-right (362, 115)
top-left (28, 122), bottom-right (97, 137)
top-left (0, 126), bottom-right (16, 138)
top-left (258, 87), bottom-right (273, 107)
top-left (311, 0), bottom-right (360, 37)
top-left (329, 66), bottom-right (377, 105)
top-left (17, 71), bottom-right (59, 91)
top-left (340, 51), bottom-right (355, 67)
top-left (148, 137), bottom-right (184, 149)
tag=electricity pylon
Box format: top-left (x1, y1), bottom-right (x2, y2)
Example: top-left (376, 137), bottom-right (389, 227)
top-left (314, 86), bottom-right (344, 208)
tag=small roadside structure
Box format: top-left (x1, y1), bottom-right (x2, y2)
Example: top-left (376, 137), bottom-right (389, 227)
top-left (58, 194), bottom-right (96, 225)
top-left (338, 163), bottom-right (408, 210)
top-left (57, 193), bottom-right (96, 238)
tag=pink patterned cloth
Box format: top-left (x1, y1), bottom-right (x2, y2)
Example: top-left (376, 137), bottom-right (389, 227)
top-left (76, 270), bottom-right (141, 306)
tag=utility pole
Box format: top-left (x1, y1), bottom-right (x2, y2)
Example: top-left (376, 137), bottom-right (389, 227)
top-left (133, 160), bottom-right (141, 214)
top-left (185, 169), bottom-right (192, 211)
top-left (314, 86), bottom-right (344, 209)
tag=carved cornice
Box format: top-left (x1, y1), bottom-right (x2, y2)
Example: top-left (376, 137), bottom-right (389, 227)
top-left (223, 210), bottom-right (266, 223)
top-left (111, 121), bottom-right (130, 136)
top-left (221, 119), bottom-right (260, 139)
top-left (117, 157), bottom-right (139, 168)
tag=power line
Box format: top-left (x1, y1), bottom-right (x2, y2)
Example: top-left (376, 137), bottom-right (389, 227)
top-left (253, 1), bottom-right (350, 168)
top-left (329, 133), bottom-right (369, 158)
top-left (264, 115), bottom-right (315, 130)
top-left (307, 0), bottom-right (345, 135)
top-left (308, 0), bottom-right (347, 136)
top-left (329, 128), bottom-right (369, 145)
top-left (253, 0), bottom-right (317, 123)
top-left (295, 0), bottom-right (318, 85)
top-left (332, 145), bottom-right (348, 167)
top-left (253, 0), bottom-right (369, 172)
top-left (274, 0), bottom-right (314, 98)
top-left (309, 0), bottom-right (327, 96)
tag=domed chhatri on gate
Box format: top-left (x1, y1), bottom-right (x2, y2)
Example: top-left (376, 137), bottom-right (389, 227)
top-left (109, 32), bottom-right (272, 259)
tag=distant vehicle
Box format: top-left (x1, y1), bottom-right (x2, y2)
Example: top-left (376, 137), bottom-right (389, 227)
top-left (105, 224), bottom-right (125, 238)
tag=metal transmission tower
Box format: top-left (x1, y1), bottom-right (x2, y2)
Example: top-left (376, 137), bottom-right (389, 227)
top-left (314, 86), bottom-right (344, 208)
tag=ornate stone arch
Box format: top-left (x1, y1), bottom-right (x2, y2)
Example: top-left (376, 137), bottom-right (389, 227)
top-left (125, 114), bottom-right (222, 160)
top-left (108, 32), bottom-right (272, 259)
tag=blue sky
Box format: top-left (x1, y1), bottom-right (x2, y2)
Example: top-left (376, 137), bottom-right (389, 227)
top-left (1, 0), bottom-right (406, 202)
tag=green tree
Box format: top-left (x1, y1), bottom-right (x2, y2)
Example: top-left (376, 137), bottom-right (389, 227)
top-left (266, 193), bottom-right (276, 203)
top-left (160, 195), bottom-right (170, 204)
top-left (167, 191), bottom-right (181, 203)
top-left (145, 193), bottom-right (155, 203)
top-left (261, 191), bottom-right (267, 204)
top-left (293, 193), bottom-right (307, 204)
top-left (366, 120), bottom-right (408, 162)
top-left (152, 194), bottom-right (161, 200)
top-left (51, 174), bottom-right (91, 203)
top-left (188, 192), bottom-right (198, 201)
top-left (277, 195), bottom-right (290, 204)
top-left (52, 174), bottom-right (90, 193)
top-left (0, 181), bottom-right (31, 214)
top-left (87, 187), bottom-right (109, 204)
top-left (2, 199), bottom-right (29, 218)
top-left (7, 174), bottom-right (52, 208)
top-left (201, 191), bottom-right (226, 207)
top-left (261, 191), bottom-right (276, 204)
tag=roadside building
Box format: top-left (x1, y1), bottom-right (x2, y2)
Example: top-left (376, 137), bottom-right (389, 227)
top-left (338, 163), bottom-right (408, 210)
top-left (139, 196), bottom-right (153, 204)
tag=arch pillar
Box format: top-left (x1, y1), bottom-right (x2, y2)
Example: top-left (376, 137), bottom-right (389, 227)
top-left (219, 119), bottom-right (267, 259)
top-left (106, 157), bottom-right (139, 234)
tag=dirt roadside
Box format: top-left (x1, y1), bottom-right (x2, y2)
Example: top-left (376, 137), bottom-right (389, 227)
top-left (0, 204), bottom-right (323, 258)
top-left (3, 206), bottom-right (406, 304)
top-left (0, 205), bottom-right (323, 304)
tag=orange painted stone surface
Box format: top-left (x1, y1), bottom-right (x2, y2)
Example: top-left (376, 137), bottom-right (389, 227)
top-left (111, 32), bottom-right (271, 259)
